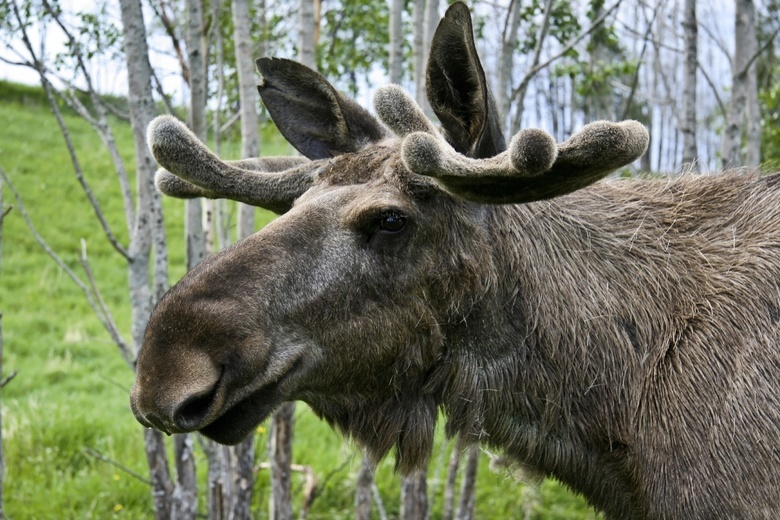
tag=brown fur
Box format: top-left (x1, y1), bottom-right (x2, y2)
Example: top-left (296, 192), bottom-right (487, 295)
top-left (131, 3), bottom-right (779, 518)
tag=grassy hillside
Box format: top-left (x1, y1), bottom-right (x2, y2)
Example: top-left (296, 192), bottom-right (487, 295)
top-left (0, 80), bottom-right (598, 519)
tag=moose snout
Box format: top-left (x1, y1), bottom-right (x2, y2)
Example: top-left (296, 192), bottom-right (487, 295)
top-left (130, 349), bottom-right (223, 434)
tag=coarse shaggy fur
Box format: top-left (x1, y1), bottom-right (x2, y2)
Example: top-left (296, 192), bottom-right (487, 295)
top-left (132, 3), bottom-right (779, 518)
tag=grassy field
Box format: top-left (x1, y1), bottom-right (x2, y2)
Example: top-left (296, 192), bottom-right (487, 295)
top-left (0, 81), bottom-right (599, 519)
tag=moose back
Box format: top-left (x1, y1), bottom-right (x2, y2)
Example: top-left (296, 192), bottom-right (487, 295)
top-left (130, 3), bottom-right (780, 518)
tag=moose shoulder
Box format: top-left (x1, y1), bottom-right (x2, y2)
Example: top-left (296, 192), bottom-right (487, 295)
top-left (130, 2), bottom-right (780, 518)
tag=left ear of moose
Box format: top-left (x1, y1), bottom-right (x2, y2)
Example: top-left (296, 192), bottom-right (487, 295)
top-left (256, 57), bottom-right (386, 160)
top-left (426, 2), bottom-right (506, 159)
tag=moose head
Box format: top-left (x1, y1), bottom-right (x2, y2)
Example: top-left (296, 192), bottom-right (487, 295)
top-left (131, 1), bottom-right (646, 468)
top-left (131, 3), bottom-right (780, 518)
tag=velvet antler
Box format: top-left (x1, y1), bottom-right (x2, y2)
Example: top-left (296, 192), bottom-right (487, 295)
top-left (148, 115), bottom-right (317, 214)
top-left (372, 83), bottom-right (648, 204)
top-left (399, 119), bottom-right (648, 204)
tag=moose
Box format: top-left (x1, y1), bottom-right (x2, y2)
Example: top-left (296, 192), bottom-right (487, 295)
top-left (131, 3), bottom-right (780, 518)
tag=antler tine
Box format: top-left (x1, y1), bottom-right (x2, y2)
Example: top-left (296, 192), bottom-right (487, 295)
top-left (402, 128), bottom-right (557, 179)
top-left (374, 85), bottom-right (439, 137)
top-left (148, 116), bottom-right (317, 214)
top-left (400, 120), bottom-right (648, 204)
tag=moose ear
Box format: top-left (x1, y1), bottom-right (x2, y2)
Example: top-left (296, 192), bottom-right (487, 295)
top-left (426, 2), bottom-right (506, 159)
top-left (256, 58), bottom-right (386, 160)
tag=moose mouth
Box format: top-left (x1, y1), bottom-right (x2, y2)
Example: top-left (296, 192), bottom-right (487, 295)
top-left (199, 383), bottom-right (285, 444)
top-left (198, 356), bottom-right (306, 445)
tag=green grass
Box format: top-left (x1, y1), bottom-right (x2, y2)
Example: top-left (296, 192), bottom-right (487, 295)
top-left (0, 80), bottom-right (598, 519)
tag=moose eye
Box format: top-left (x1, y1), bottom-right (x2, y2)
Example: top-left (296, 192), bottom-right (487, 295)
top-left (379, 212), bottom-right (405, 232)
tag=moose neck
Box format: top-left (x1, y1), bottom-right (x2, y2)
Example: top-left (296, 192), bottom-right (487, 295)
top-left (430, 187), bottom-right (682, 516)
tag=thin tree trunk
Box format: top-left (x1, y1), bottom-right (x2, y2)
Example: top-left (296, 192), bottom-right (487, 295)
top-left (269, 403), bottom-right (295, 520)
top-left (745, 3), bottom-right (761, 166)
top-left (117, 0), bottom-right (176, 516)
top-left (186, 0), bottom-right (207, 272)
top-left (681, 0), bottom-right (698, 168)
top-left (722, 0), bottom-right (756, 167)
top-left (442, 445), bottom-right (460, 520)
top-left (174, 434), bottom-right (198, 520)
top-left (229, 4), bottom-right (260, 512)
top-left (412, 0), bottom-right (426, 108)
top-left (389, 0), bottom-right (404, 84)
top-left (144, 428), bottom-right (175, 520)
top-left (180, 1), bottom-right (208, 517)
top-left (232, 438), bottom-right (255, 520)
top-left (233, 0), bottom-right (260, 241)
top-left (299, 0), bottom-right (317, 69)
top-left (509, 0), bottom-right (554, 133)
top-left (498, 0), bottom-right (522, 130)
top-left (454, 446), bottom-right (478, 520)
top-left (355, 456), bottom-right (374, 520)
top-left (421, 0), bottom-right (438, 118)
top-left (400, 470), bottom-right (427, 520)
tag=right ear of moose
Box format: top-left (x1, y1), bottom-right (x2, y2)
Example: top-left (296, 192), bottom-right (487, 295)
top-left (426, 2), bottom-right (506, 159)
top-left (256, 58), bottom-right (386, 160)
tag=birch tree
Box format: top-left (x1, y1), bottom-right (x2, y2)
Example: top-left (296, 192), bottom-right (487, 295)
top-left (722, 0), bottom-right (758, 167)
top-left (299, 0), bottom-right (317, 69)
top-left (229, 0), bottom-right (260, 516)
top-left (681, 0), bottom-right (698, 167)
top-left (413, 0), bottom-right (426, 108)
top-left (389, 0), bottom-right (404, 83)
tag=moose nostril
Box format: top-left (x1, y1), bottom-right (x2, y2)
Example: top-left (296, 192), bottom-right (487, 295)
top-left (174, 387), bottom-right (218, 431)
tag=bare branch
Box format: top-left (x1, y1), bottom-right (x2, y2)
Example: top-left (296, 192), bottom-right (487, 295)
top-left (80, 239), bottom-right (134, 368)
top-left (698, 62), bottom-right (727, 117)
top-left (40, 0), bottom-right (137, 236)
top-left (370, 480), bottom-right (388, 520)
top-left (255, 461), bottom-right (319, 519)
top-left (740, 25), bottom-right (780, 78)
top-left (97, 373), bottom-right (131, 394)
top-left (219, 110), bottom-right (241, 135)
top-left (699, 18), bottom-right (733, 68)
top-left (0, 55), bottom-right (30, 67)
top-left (151, 68), bottom-right (176, 115)
top-left (9, 0), bottom-right (133, 260)
top-left (83, 447), bottom-right (153, 486)
top-left (41, 76), bottom-right (133, 260)
top-left (0, 371), bottom-right (17, 389)
top-left (621, 2), bottom-right (661, 120)
top-left (149, 0), bottom-right (190, 84)
top-left (0, 168), bottom-right (92, 299)
top-left (510, 0), bottom-right (624, 104)
top-left (0, 169), bottom-right (132, 366)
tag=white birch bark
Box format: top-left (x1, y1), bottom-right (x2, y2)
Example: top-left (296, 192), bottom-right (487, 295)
top-left (413, 0), bottom-right (426, 108)
top-left (299, 0), bottom-right (317, 69)
top-left (681, 0), bottom-right (698, 168)
top-left (115, 1), bottom-right (178, 516)
top-left (233, 0), bottom-right (260, 241)
top-left (499, 0), bottom-right (522, 131)
top-left (230, 2), bottom-right (260, 517)
top-left (722, 0), bottom-right (756, 167)
top-left (389, 0), bottom-right (404, 84)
